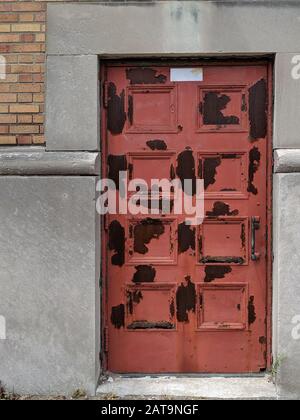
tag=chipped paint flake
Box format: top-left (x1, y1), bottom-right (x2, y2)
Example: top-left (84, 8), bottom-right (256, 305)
top-left (107, 82), bottom-right (126, 135)
top-left (133, 218), bottom-right (165, 254)
top-left (176, 276), bottom-right (196, 323)
top-left (206, 201), bottom-right (239, 217)
top-left (111, 304), bottom-right (125, 329)
top-left (249, 79), bottom-right (267, 140)
top-left (108, 220), bottom-right (125, 267)
top-left (203, 92), bottom-right (239, 125)
top-left (132, 265), bottom-right (156, 283)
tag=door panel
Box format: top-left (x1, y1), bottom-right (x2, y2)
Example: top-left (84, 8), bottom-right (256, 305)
top-left (103, 63), bottom-right (271, 373)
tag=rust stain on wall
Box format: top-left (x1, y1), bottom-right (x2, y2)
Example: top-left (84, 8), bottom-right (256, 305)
top-left (203, 92), bottom-right (239, 125)
top-left (132, 265), bottom-right (156, 283)
top-left (178, 222), bottom-right (195, 254)
top-left (176, 276), bottom-right (196, 323)
top-left (108, 220), bottom-right (125, 266)
top-left (248, 146), bottom-right (261, 195)
top-left (126, 67), bottom-right (167, 84)
top-left (133, 218), bottom-right (165, 254)
top-left (107, 82), bottom-right (126, 135)
top-left (204, 266), bottom-right (232, 282)
top-left (146, 139), bottom-right (167, 150)
top-left (249, 79), bottom-right (267, 140)
top-left (206, 201), bottom-right (239, 217)
top-left (111, 304), bottom-right (125, 329)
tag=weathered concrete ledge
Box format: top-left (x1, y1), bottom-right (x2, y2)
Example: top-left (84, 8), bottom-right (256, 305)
top-left (47, 2), bottom-right (300, 55)
top-left (97, 375), bottom-right (277, 400)
top-left (274, 149), bottom-right (300, 173)
top-left (0, 147), bottom-right (100, 175)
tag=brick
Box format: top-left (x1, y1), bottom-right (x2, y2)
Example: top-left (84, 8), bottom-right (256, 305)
top-left (33, 114), bottom-right (44, 124)
top-left (35, 33), bottom-right (45, 42)
top-left (11, 64), bottom-right (41, 74)
top-left (0, 24), bottom-right (11, 32)
top-left (0, 34), bottom-right (19, 42)
top-left (19, 13), bottom-right (35, 22)
top-left (33, 73), bottom-right (44, 83)
top-left (5, 64), bottom-right (11, 74)
top-left (0, 135), bottom-right (16, 144)
top-left (17, 135), bottom-right (32, 145)
top-left (18, 93), bottom-right (33, 103)
top-left (11, 44), bottom-right (41, 53)
top-left (0, 44), bottom-right (10, 53)
top-left (0, 5), bottom-right (12, 13)
top-left (12, 23), bottom-right (41, 32)
top-left (0, 85), bottom-right (10, 93)
top-left (10, 124), bottom-right (40, 134)
top-left (18, 114), bottom-right (33, 124)
top-left (2, 74), bottom-right (18, 83)
top-left (0, 93), bottom-right (17, 102)
top-left (12, 4), bottom-right (45, 12)
top-left (0, 126), bottom-right (9, 134)
top-left (4, 55), bottom-right (19, 64)
top-left (0, 105), bottom-right (9, 113)
top-left (0, 114), bottom-right (17, 124)
top-left (10, 104), bottom-right (39, 113)
top-left (33, 93), bottom-right (44, 103)
top-left (10, 83), bottom-right (41, 93)
top-left (18, 54), bottom-right (34, 63)
top-left (20, 34), bottom-right (35, 42)
top-left (18, 74), bottom-right (33, 82)
top-left (0, 14), bottom-right (18, 23)
top-left (34, 12), bottom-right (46, 23)
top-left (35, 54), bottom-right (45, 63)
top-left (32, 134), bottom-right (44, 144)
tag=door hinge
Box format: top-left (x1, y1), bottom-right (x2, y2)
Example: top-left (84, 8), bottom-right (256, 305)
top-left (103, 81), bottom-right (109, 108)
top-left (103, 326), bottom-right (109, 353)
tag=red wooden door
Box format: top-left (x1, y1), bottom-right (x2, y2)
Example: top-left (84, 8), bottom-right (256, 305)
top-left (102, 62), bottom-right (271, 373)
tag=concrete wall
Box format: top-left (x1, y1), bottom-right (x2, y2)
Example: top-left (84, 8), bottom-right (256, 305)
top-left (273, 173), bottom-right (300, 399)
top-left (2, 0), bottom-right (300, 398)
top-left (0, 175), bottom-right (101, 395)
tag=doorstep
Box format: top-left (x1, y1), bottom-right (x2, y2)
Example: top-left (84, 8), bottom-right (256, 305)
top-left (97, 375), bottom-right (277, 400)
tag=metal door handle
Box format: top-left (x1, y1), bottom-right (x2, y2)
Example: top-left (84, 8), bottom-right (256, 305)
top-left (251, 216), bottom-right (260, 261)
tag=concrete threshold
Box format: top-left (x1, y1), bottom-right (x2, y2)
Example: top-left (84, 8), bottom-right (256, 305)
top-left (97, 375), bottom-right (277, 400)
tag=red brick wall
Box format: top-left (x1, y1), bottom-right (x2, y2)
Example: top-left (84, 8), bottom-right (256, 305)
top-left (0, 0), bottom-right (151, 146)
top-left (0, 1), bottom-right (45, 145)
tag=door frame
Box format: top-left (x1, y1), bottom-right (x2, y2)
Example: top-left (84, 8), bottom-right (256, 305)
top-left (100, 58), bottom-right (274, 373)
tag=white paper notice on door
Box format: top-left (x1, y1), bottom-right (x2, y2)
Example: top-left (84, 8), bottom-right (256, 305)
top-left (170, 68), bottom-right (203, 82)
